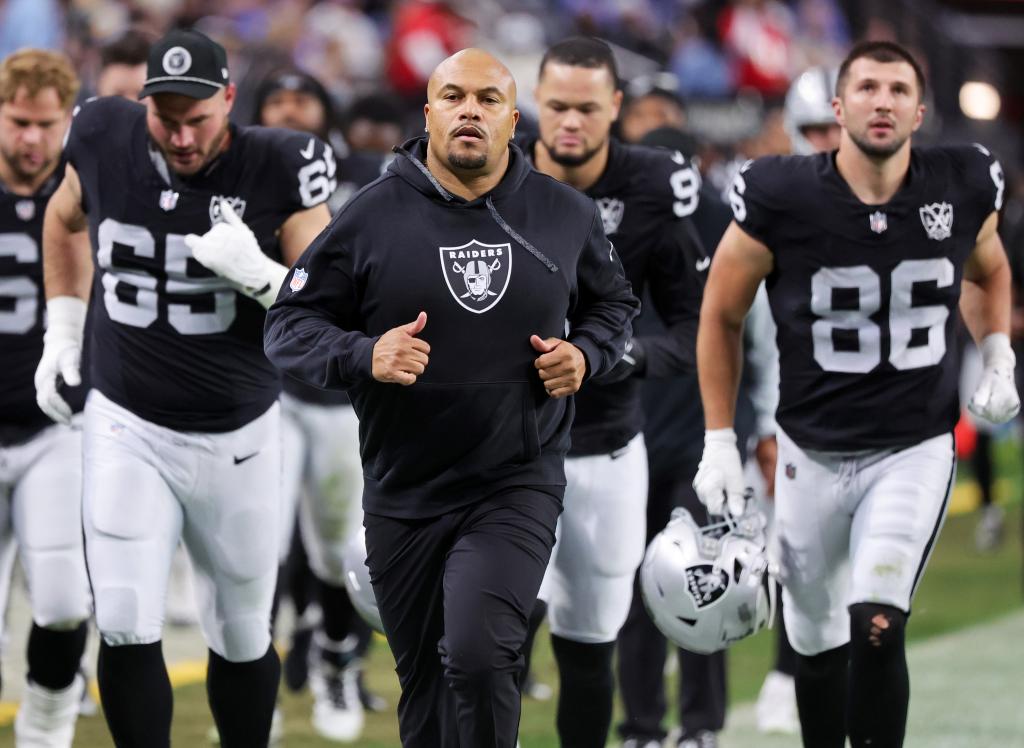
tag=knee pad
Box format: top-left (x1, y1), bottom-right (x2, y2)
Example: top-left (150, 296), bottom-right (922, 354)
top-left (214, 616), bottom-right (273, 663)
top-left (849, 603), bottom-right (906, 653)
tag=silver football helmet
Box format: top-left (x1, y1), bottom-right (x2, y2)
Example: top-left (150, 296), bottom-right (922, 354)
top-left (640, 507), bottom-right (777, 654)
top-left (342, 527), bottom-right (384, 633)
top-left (784, 66), bottom-right (839, 155)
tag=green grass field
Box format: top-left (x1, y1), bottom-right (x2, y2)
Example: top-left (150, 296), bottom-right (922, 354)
top-left (5, 447), bottom-right (1023, 747)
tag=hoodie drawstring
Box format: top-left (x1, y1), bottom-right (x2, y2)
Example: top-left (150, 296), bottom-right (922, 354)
top-left (395, 146), bottom-right (455, 201)
top-left (394, 146), bottom-right (559, 273)
top-left (486, 196), bottom-right (558, 273)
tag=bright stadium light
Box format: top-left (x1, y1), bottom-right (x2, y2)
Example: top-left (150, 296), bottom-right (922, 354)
top-left (959, 81), bottom-right (1001, 120)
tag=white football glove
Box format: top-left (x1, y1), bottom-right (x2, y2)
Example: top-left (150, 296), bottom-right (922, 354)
top-left (34, 296), bottom-right (87, 425)
top-left (693, 428), bottom-right (748, 518)
top-left (184, 199), bottom-right (288, 308)
top-left (968, 333), bottom-right (1020, 424)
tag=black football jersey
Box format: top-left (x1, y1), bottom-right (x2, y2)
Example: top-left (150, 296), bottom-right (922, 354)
top-left (0, 163), bottom-right (88, 444)
top-left (526, 138), bottom-right (704, 455)
top-left (732, 145), bottom-right (1004, 451)
top-left (65, 96), bottom-right (334, 432)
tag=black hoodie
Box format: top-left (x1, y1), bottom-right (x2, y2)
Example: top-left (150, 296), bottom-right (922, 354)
top-left (265, 137), bottom-right (640, 518)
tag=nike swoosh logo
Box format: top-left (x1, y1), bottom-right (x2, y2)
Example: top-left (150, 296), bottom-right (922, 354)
top-left (695, 256), bottom-right (711, 272)
top-left (299, 137), bottom-right (315, 160)
top-left (233, 452), bottom-right (259, 465)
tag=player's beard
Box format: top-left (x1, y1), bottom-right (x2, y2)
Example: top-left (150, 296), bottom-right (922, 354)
top-left (541, 136), bottom-right (604, 168)
top-left (163, 119), bottom-right (231, 176)
top-left (848, 127), bottom-right (910, 160)
top-left (0, 143), bottom-right (55, 183)
top-left (447, 150), bottom-right (488, 171)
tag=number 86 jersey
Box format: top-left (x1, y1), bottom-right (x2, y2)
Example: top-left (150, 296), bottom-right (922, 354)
top-left (730, 145), bottom-right (1004, 451)
top-left (66, 97), bottom-right (335, 432)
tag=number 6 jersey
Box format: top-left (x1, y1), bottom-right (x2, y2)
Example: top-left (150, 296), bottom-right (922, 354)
top-left (66, 96), bottom-right (334, 431)
top-left (0, 163), bottom-right (88, 444)
top-left (731, 145), bottom-right (1004, 451)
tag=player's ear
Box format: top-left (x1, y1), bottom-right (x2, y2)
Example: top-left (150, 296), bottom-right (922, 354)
top-left (611, 88), bottom-right (624, 121)
top-left (911, 102), bottom-right (926, 132)
top-left (423, 103), bottom-right (431, 134)
top-left (831, 96), bottom-right (844, 128)
top-left (223, 83), bottom-right (237, 113)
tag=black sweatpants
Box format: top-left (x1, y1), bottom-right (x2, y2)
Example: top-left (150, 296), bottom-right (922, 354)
top-left (617, 463), bottom-right (727, 741)
top-left (365, 486), bottom-right (562, 748)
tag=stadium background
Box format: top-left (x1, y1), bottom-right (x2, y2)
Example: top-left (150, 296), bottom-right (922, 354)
top-left (0, 0), bottom-right (1022, 745)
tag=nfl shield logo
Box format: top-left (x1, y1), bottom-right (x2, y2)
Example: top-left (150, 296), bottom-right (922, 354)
top-left (290, 267), bottom-right (308, 292)
top-left (439, 240), bottom-right (512, 314)
top-left (14, 200), bottom-right (35, 221)
top-left (919, 202), bottom-right (954, 241)
top-left (869, 211), bottom-right (887, 234)
top-left (159, 190), bottom-right (179, 212)
top-left (785, 463), bottom-right (796, 480)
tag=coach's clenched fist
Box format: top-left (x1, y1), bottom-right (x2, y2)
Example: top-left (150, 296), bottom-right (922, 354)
top-left (531, 335), bottom-right (586, 398)
top-left (373, 312), bottom-right (430, 385)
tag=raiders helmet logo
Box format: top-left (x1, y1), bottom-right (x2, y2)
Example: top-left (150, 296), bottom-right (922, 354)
top-left (684, 564), bottom-right (729, 609)
top-left (439, 240), bottom-right (512, 314)
top-left (596, 197), bottom-right (625, 236)
top-left (162, 46), bottom-right (192, 76)
top-left (209, 196), bottom-right (247, 225)
top-left (919, 202), bottom-right (953, 241)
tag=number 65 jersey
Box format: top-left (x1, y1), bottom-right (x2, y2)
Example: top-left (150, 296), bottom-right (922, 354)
top-left (66, 96), bottom-right (334, 431)
top-left (730, 145), bottom-right (1004, 451)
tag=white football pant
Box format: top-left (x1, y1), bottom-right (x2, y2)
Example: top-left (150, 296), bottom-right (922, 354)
top-left (0, 423), bottom-right (91, 632)
top-left (280, 395), bottom-right (364, 585)
top-left (539, 433), bottom-right (648, 643)
top-left (83, 390), bottom-right (281, 662)
top-left (774, 429), bottom-right (955, 655)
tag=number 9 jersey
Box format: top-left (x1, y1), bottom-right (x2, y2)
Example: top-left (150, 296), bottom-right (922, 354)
top-left (729, 145), bottom-right (1004, 451)
top-left (66, 96), bottom-right (335, 431)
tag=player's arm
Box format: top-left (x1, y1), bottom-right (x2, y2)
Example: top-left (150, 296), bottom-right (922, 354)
top-left (692, 221), bottom-right (773, 516)
top-left (962, 212), bottom-right (1011, 341)
top-left (43, 163), bottom-right (91, 300)
top-left (265, 220), bottom-right (383, 389)
top-left (36, 163), bottom-right (91, 425)
top-left (699, 222), bottom-right (773, 428)
top-left (961, 211), bottom-right (1019, 423)
top-left (635, 218), bottom-right (706, 379)
top-left (564, 210), bottom-right (642, 382)
top-left (279, 203), bottom-right (331, 264)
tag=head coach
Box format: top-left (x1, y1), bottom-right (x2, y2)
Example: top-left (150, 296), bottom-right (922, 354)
top-left (264, 48), bottom-right (639, 747)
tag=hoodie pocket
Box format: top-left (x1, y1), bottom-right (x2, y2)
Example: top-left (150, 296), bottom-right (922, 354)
top-left (360, 380), bottom-right (542, 488)
top-left (521, 385), bottom-right (541, 461)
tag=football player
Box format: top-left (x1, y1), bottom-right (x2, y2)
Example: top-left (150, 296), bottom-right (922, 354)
top-left (523, 37), bottom-right (705, 748)
top-left (35, 29), bottom-right (333, 746)
top-left (96, 29), bottom-right (151, 101)
top-left (695, 40), bottom-right (1018, 748)
top-left (255, 66), bottom-right (388, 740)
top-left (0, 48), bottom-right (91, 748)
